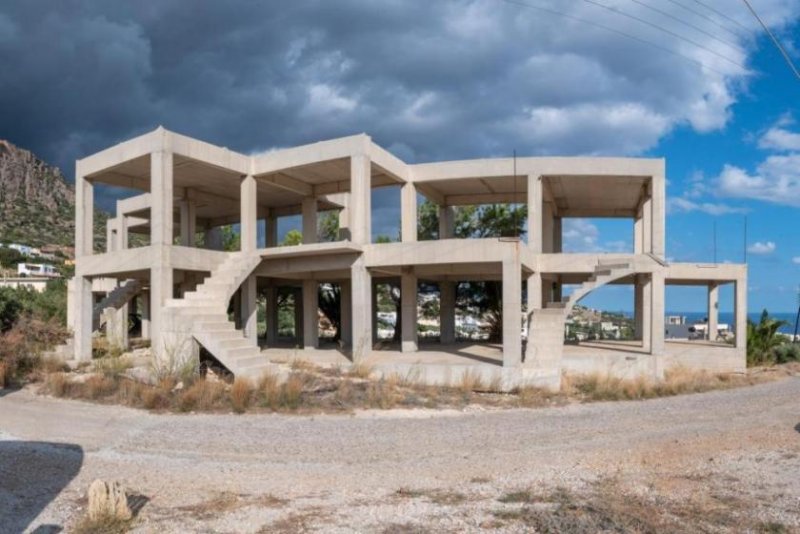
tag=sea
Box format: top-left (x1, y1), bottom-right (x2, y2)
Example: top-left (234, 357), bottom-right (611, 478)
top-left (613, 311), bottom-right (799, 335)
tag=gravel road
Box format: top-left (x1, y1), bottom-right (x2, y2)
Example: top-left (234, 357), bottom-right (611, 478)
top-left (1, 378), bottom-right (799, 533)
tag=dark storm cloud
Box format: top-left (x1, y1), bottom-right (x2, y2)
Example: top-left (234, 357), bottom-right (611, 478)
top-left (0, 0), bottom-right (794, 211)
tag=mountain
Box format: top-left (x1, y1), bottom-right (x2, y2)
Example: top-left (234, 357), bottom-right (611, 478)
top-left (0, 140), bottom-right (106, 254)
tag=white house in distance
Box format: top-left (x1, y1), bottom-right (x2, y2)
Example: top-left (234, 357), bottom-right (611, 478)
top-left (68, 127), bottom-right (747, 390)
top-left (17, 262), bottom-right (59, 277)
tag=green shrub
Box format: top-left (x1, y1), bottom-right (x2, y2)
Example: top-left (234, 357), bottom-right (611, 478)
top-left (772, 343), bottom-right (800, 364)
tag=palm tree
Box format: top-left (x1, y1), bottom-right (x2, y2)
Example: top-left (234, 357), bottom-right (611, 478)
top-left (746, 309), bottom-right (788, 366)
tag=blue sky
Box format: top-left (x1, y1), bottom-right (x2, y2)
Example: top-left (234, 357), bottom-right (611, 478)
top-left (1, 1), bottom-right (798, 314)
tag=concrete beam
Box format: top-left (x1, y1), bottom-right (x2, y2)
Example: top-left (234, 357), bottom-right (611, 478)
top-left (257, 173), bottom-right (313, 197)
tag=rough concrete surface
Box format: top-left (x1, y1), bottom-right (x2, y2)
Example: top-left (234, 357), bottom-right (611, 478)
top-left (1, 378), bottom-right (799, 532)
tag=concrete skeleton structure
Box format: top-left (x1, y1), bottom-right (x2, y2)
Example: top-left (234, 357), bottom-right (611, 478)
top-left (69, 127), bottom-right (747, 389)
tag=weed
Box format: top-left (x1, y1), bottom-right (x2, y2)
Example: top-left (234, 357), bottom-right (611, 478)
top-left (177, 379), bottom-right (226, 412)
top-left (0, 361), bottom-right (7, 388)
top-left (230, 377), bottom-right (253, 413)
top-left (257, 370), bottom-right (282, 410)
top-left (71, 512), bottom-right (131, 534)
top-left (84, 375), bottom-right (117, 400)
top-left (458, 368), bottom-right (484, 394)
top-left (281, 373), bottom-right (304, 409)
top-left (45, 372), bottom-right (69, 397)
top-left (348, 360), bottom-right (374, 379)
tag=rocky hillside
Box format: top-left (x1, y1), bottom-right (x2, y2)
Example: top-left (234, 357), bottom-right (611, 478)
top-left (0, 140), bottom-right (105, 254)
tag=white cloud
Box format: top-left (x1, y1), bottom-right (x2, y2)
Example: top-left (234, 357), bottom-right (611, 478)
top-left (792, 257), bottom-right (800, 265)
top-left (717, 154), bottom-right (800, 207)
top-left (759, 126), bottom-right (800, 151)
top-left (667, 197), bottom-right (747, 215)
top-left (563, 218), bottom-right (599, 251)
top-left (747, 241), bottom-right (776, 254)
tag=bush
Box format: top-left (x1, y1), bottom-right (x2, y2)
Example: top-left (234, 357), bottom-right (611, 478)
top-left (772, 343), bottom-right (800, 364)
top-left (177, 379), bottom-right (225, 412)
top-left (0, 316), bottom-right (69, 384)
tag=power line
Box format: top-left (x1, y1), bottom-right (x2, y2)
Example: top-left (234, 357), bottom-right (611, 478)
top-left (741, 0), bottom-right (800, 80)
top-left (693, 0), bottom-right (751, 33)
top-left (627, 0), bottom-right (742, 53)
top-left (497, 0), bottom-right (728, 75)
top-left (580, 0), bottom-right (746, 69)
top-left (663, 0), bottom-right (750, 41)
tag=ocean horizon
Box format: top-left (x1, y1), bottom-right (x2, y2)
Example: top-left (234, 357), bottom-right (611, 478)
top-left (609, 310), bottom-right (799, 334)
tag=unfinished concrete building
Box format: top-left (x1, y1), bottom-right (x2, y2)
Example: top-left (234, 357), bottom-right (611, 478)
top-left (69, 127), bottom-right (747, 389)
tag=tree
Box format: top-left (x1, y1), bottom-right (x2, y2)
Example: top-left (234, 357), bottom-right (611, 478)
top-left (318, 211), bottom-right (340, 242)
top-left (282, 229), bottom-right (303, 246)
top-left (746, 309), bottom-right (789, 366)
top-left (221, 225), bottom-right (240, 251)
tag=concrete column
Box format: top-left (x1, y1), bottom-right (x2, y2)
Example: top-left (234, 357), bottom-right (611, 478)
top-left (265, 285), bottom-right (279, 346)
top-left (651, 171), bottom-right (666, 258)
top-left (707, 282), bottom-right (719, 342)
top-left (73, 276), bottom-right (93, 361)
top-left (240, 175), bottom-right (258, 252)
top-left (439, 281), bottom-right (456, 344)
top-left (106, 302), bottom-right (128, 351)
top-left (351, 258), bottom-right (372, 361)
top-left (526, 272), bottom-right (542, 312)
top-left (241, 274), bottom-right (258, 344)
top-left (206, 226), bottom-right (223, 251)
top-left (542, 202), bottom-right (554, 253)
top-left (141, 291), bottom-right (151, 340)
top-left (302, 197), bottom-right (318, 244)
top-left (293, 288), bottom-right (303, 346)
top-left (338, 194), bottom-right (351, 241)
top-left (650, 272), bottom-right (665, 355)
top-left (438, 205), bottom-right (454, 239)
top-left (400, 268), bottom-right (417, 352)
top-left (302, 279), bottom-right (318, 349)
top-left (118, 216), bottom-right (128, 250)
top-left (106, 219), bottom-right (117, 253)
top-left (527, 175), bottom-right (542, 253)
top-left (340, 279), bottom-right (352, 346)
top-left (734, 278), bottom-right (747, 350)
top-left (149, 266), bottom-right (173, 357)
top-left (371, 279), bottom-right (379, 343)
top-left (75, 168), bottom-right (94, 257)
top-left (350, 155), bottom-right (371, 244)
top-left (401, 183), bottom-right (417, 243)
top-left (634, 276), bottom-right (644, 340)
top-left (179, 196), bottom-right (197, 247)
top-left (634, 205), bottom-right (644, 254)
top-left (151, 150), bottom-right (174, 246)
top-left (265, 210), bottom-right (278, 248)
top-left (502, 256), bottom-right (522, 367)
top-left (553, 217), bottom-right (562, 253)
top-left (642, 195), bottom-right (653, 255)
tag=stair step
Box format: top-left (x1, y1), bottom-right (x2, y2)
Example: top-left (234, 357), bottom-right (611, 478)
top-left (189, 313), bottom-right (230, 323)
top-left (225, 346), bottom-right (261, 359)
top-left (218, 338), bottom-right (251, 350)
top-left (199, 321), bottom-right (236, 331)
top-left (229, 354), bottom-right (268, 368)
top-left (596, 263), bottom-right (630, 271)
top-left (545, 301), bottom-right (566, 309)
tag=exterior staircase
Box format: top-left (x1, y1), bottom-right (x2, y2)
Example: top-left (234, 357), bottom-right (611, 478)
top-left (92, 279), bottom-right (142, 331)
top-left (525, 261), bottom-right (635, 372)
top-left (164, 252), bottom-right (275, 379)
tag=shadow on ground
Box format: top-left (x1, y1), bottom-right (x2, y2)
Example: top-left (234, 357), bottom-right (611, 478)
top-left (0, 440), bottom-right (83, 533)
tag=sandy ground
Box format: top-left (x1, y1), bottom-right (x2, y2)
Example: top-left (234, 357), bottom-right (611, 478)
top-left (1, 377), bottom-right (799, 533)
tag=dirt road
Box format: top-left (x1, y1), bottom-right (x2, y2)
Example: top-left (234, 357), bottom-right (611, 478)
top-left (1, 378), bottom-right (799, 532)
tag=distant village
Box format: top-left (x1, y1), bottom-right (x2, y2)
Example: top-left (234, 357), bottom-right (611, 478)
top-left (0, 241), bottom-right (72, 292)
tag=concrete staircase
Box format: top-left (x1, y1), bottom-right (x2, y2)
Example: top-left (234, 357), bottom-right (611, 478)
top-left (525, 262), bottom-right (634, 372)
top-left (164, 252), bottom-right (275, 379)
top-left (92, 279), bottom-right (142, 331)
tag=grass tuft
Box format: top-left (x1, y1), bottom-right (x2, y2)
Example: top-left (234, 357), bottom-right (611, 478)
top-left (230, 377), bottom-right (253, 414)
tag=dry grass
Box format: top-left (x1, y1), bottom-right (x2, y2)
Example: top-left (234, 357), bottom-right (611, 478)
top-left (0, 361), bottom-right (8, 388)
top-left (71, 512), bottom-right (131, 534)
top-left (348, 360), bottom-right (375, 379)
top-left (35, 360), bottom-right (794, 416)
top-left (457, 368), bottom-right (484, 394)
top-left (230, 377), bottom-right (253, 414)
top-left (490, 478), bottom-right (769, 533)
top-left (177, 379), bottom-right (226, 412)
top-left (563, 365), bottom-right (770, 402)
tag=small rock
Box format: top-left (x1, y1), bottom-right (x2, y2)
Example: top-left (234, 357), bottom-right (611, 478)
top-left (88, 479), bottom-right (132, 521)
